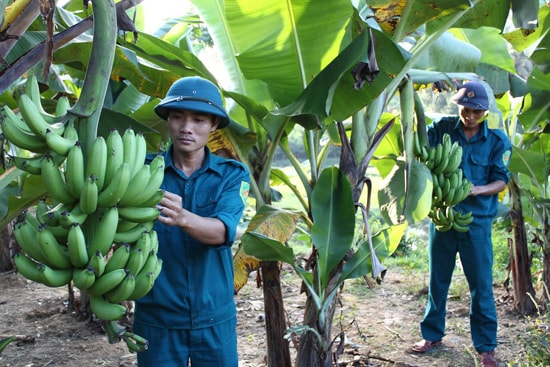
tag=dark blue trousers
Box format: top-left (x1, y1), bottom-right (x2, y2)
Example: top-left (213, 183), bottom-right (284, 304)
top-left (420, 218), bottom-right (497, 353)
top-left (133, 316), bottom-right (238, 367)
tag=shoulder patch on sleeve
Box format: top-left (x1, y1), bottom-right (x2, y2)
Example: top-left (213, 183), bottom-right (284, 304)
top-left (240, 181), bottom-right (250, 205)
top-left (502, 149), bottom-right (511, 166)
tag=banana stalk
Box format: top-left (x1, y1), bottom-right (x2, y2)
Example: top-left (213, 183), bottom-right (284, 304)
top-left (399, 75), bottom-right (415, 219)
top-left (71, 0), bottom-right (117, 156)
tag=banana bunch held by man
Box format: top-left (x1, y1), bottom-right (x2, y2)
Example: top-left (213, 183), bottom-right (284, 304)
top-left (413, 132), bottom-right (474, 232)
top-left (3, 77), bottom-right (164, 351)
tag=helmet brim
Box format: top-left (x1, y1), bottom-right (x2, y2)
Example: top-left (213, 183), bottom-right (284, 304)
top-left (154, 97), bottom-right (231, 129)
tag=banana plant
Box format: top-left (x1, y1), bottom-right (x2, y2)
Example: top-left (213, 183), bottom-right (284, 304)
top-left (242, 166), bottom-right (405, 366)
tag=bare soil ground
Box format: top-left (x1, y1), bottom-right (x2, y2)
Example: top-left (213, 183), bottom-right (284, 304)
top-left (0, 263), bottom-right (529, 367)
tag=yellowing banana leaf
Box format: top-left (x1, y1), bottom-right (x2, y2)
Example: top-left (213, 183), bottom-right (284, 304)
top-left (237, 205), bottom-right (302, 290)
top-left (233, 244), bottom-right (260, 294)
top-left (368, 0), bottom-right (471, 38)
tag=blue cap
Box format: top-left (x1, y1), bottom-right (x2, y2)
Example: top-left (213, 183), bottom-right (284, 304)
top-left (451, 81), bottom-right (489, 110)
top-left (154, 77), bottom-right (231, 129)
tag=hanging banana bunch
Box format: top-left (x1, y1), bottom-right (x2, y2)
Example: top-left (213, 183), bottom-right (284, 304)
top-left (3, 77), bottom-right (165, 352)
top-left (413, 131), bottom-right (474, 232)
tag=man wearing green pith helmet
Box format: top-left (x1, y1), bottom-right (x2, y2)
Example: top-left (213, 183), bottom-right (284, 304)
top-left (133, 76), bottom-right (250, 367)
top-left (411, 80), bottom-right (511, 367)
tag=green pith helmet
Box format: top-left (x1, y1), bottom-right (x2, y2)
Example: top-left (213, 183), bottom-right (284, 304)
top-left (154, 76), bottom-right (231, 129)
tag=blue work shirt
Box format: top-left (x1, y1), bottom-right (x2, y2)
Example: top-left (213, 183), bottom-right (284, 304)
top-left (134, 146), bottom-right (250, 329)
top-left (427, 116), bottom-right (511, 219)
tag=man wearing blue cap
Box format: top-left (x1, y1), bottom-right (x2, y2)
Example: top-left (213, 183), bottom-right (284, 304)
top-left (133, 76), bottom-right (250, 367)
top-left (411, 81), bottom-right (511, 367)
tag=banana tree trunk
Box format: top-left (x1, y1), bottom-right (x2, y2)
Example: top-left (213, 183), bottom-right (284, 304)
top-left (0, 224), bottom-right (15, 271)
top-left (261, 261), bottom-right (291, 367)
top-left (509, 179), bottom-right (537, 315)
top-left (296, 265), bottom-right (341, 367)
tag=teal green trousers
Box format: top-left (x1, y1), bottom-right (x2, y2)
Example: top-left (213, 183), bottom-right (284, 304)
top-left (420, 218), bottom-right (497, 353)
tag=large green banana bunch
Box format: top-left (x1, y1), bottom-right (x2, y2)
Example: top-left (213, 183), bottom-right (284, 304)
top-left (413, 132), bottom-right (474, 232)
top-left (4, 77), bottom-right (165, 351)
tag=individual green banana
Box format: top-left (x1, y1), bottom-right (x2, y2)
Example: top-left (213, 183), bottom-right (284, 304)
top-left (97, 162), bottom-right (131, 208)
top-left (85, 136), bottom-right (108, 191)
top-left (443, 186), bottom-right (456, 207)
top-left (87, 268), bottom-right (128, 297)
top-left (67, 223), bottom-right (89, 267)
top-left (62, 119), bottom-right (79, 142)
top-left (118, 164), bottom-right (150, 207)
top-left (420, 146), bottom-right (429, 162)
top-left (446, 206), bottom-right (455, 223)
top-left (14, 221), bottom-right (49, 263)
top-left (87, 207), bottom-right (119, 257)
top-left (121, 128), bottom-right (136, 170)
top-left (118, 206), bottom-right (161, 223)
top-left (116, 219), bottom-right (140, 233)
top-left (136, 249), bottom-right (158, 278)
top-left (11, 154), bottom-right (44, 175)
top-left (440, 176), bottom-right (451, 199)
top-left (128, 258), bottom-right (162, 301)
top-left (435, 206), bottom-right (449, 226)
top-left (55, 96), bottom-right (71, 117)
top-left (131, 131), bottom-right (147, 179)
top-left (132, 156), bottom-right (165, 206)
top-left (44, 128), bottom-right (76, 156)
top-left (433, 143), bottom-right (443, 171)
top-left (436, 220), bottom-right (453, 232)
top-left (128, 271), bottom-right (155, 301)
top-left (114, 222), bottom-right (154, 244)
top-left (18, 93), bottom-right (65, 137)
top-left (444, 143), bottom-right (463, 175)
top-left (79, 175), bottom-right (99, 215)
top-left (125, 247), bottom-right (146, 276)
top-left (38, 262), bottom-right (72, 287)
top-left (37, 225), bottom-right (72, 269)
top-left (1, 111), bottom-right (49, 152)
top-left (104, 243), bottom-right (131, 274)
top-left (35, 199), bottom-right (55, 226)
top-left (104, 129), bottom-right (124, 187)
top-left (448, 170), bottom-right (459, 190)
top-left (41, 154), bottom-right (77, 204)
top-left (454, 210), bottom-right (474, 226)
top-left (105, 271), bottom-right (136, 304)
top-left (433, 148), bottom-right (449, 175)
top-left (148, 230), bottom-right (159, 253)
top-left (23, 75), bottom-right (54, 122)
top-left (425, 146), bottom-right (436, 170)
top-left (89, 295), bottom-right (128, 321)
top-left (64, 143), bottom-right (86, 198)
top-left (13, 252), bottom-right (45, 284)
top-left (12, 151), bottom-right (65, 176)
top-left (442, 134), bottom-right (452, 158)
top-left (139, 189), bottom-right (164, 208)
top-left (72, 265), bottom-right (97, 290)
top-left (413, 131), bottom-right (422, 158)
top-left (452, 222), bottom-right (469, 232)
top-left (24, 209), bottom-right (41, 229)
top-left (87, 250), bottom-right (106, 277)
top-left (59, 203), bottom-right (89, 228)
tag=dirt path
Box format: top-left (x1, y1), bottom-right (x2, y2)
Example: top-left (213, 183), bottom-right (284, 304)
top-left (0, 266), bottom-right (528, 366)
